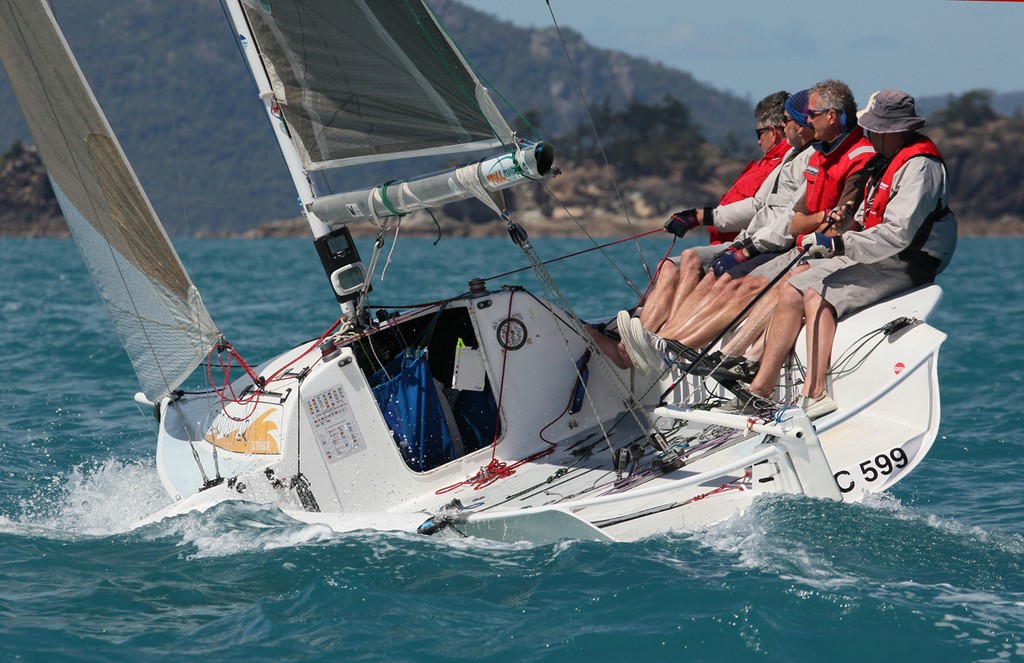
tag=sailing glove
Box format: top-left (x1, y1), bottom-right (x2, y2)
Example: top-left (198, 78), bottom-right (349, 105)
top-left (712, 249), bottom-right (746, 277)
top-left (663, 209), bottom-right (701, 237)
top-left (712, 242), bottom-right (759, 278)
top-left (799, 232), bottom-right (844, 258)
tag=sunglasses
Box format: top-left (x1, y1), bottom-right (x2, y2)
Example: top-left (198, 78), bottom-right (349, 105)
top-left (807, 108), bottom-right (834, 119)
top-left (755, 126), bottom-right (775, 138)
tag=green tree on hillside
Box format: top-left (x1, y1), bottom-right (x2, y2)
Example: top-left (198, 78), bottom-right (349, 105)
top-left (933, 89), bottom-right (999, 126)
top-left (1, 140), bottom-right (24, 170)
top-left (558, 95), bottom-right (707, 178)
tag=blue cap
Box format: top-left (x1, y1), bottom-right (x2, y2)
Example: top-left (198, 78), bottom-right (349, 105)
top-left (786, 89), bottom-right (811, 127)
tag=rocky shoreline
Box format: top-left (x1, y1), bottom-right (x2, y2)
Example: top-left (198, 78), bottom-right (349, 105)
top-left (3, 142), bottom-right (1023, 240)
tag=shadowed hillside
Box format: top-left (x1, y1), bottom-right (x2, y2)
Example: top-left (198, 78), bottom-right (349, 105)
top-left (0, 0), bottom-right (753, 235)
top-left (0, 2), bottom-right (1021, 238)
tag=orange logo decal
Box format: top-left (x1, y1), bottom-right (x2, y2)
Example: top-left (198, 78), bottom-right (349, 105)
top-left (205, 410), bottom-right (280, 454)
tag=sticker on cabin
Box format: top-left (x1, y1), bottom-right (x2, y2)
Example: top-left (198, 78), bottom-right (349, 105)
top-left (204, 409), bottom-right (280, 454)
top-left (894, 362), bottom-right (906, 375)
top-left (305, 387), bottom-right (367, 463)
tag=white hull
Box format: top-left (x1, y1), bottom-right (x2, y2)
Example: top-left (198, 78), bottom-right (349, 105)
top-left (140, 284), bottom-right (946, 543)
top-left (0, 0), bottom-right (946, 545)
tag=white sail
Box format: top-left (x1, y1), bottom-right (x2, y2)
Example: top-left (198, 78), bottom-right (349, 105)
top-left (235, 0), bottom-right (516, 171)
top-left (0, 0), bottom-right (221, 402)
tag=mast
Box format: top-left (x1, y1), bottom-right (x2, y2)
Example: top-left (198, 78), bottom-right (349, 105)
top-left (221, 0), bottom-right (330, 237)
top-left (220, 0), bottom-right (557, 320)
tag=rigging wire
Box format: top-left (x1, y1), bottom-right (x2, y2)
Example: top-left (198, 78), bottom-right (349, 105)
top-left (153, 1), bottom-right (193, 249)
top-left (544, 0), bottom-right (652, 282)
top-left (504, 218), bottom-right (657, 454)
top-left (482, 226), bottom-right (664, 293)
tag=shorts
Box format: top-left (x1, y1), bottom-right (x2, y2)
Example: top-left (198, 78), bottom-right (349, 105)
top-left (726, 251), bottom-right (782, 278)
top-left (747, 247), bottom-right (802, 282)
top-left (786, 255), bottom-right (918, 318)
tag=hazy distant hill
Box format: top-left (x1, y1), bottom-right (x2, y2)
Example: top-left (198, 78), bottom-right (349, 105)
top-left (0, 0), bottom-right (294, 235)
top-left (428, 0), bottom-right (753, 141)
top-left (918, 92), bottom-right (1024, 120)
top-left (0, 0), bottom-right (754, 235)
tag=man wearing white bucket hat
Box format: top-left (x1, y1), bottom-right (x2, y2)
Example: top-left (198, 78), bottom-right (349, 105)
top-left (742, 89), bottom-right (958, 418)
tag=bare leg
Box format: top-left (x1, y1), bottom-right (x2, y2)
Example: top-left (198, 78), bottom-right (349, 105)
top-left (658, 270), bottom-right (717, 337)
top-left (739, 330), bottom-right (767, 362)
top-left (662, 274), bottom-right (737, 343)
top-left (673, 276), bottom-right (767, 348)
top-left (650, 250), bottom-right (707, 333)
top-left (585, 325), bottom-right (632, 370)
top-left (748, 284), bottom-right (805, 399)
top-left (636, 259), bottom-right (678, 334)
top-left (721, 279), bottom-right (774, 357)
top-left (720, 265), bottom-right (809, 357)
top-left (801, 288), bottom-right (837, 398)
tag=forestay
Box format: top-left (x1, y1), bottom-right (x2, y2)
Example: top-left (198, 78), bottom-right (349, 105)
top-left (0, 0), bottom-right (220, 402)
top-left (236, 0), bottom-right (515, 170)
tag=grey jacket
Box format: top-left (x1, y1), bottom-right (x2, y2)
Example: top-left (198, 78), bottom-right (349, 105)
top-left (845, 155), bottom-right (957, 274)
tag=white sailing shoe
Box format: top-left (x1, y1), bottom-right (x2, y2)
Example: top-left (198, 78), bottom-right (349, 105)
top-left (799, 393), bottom-right (838, 419)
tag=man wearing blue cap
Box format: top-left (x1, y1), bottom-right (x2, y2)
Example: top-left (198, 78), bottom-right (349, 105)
top-left (644, 90), bottom-right (819, 350)
top-left (790, 79), bottom-right (875, 237)
top-left (588, 91), bottom-right (790, 369)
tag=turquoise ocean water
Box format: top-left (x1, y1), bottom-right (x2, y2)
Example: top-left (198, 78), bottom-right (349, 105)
top-left (1, 235), bottom-right (1022, 661)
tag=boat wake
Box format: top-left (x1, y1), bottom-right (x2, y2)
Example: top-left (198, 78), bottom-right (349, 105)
top-left (1, 458), bottom-right (169, 538)
top-left (692, 491), bottom-right (1024, 591)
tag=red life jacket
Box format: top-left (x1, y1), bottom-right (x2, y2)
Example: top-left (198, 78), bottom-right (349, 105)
top-left (861, 137), bottom-right (945, 229)
top-left (804, 127), bottom-right (875, 213)
top-left (710, 139), bottom-right (789, 244)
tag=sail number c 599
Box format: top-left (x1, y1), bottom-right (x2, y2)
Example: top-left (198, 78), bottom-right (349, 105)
top-left (834, 448), bottom-right (910, 493)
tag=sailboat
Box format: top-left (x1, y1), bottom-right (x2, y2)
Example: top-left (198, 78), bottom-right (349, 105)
top-left (0, 0), bottom-right (947, 544)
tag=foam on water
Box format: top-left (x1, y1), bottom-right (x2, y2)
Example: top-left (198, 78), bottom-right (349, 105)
top-left (9, 457), bottom-right (170, 537)
top-left (174, 507), bottom-right (341, 559)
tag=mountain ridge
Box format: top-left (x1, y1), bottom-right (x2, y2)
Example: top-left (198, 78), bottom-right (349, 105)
top-left (1, 1), bottom-right (1022, 238)
top-left (0, 0), bottom-right (755, 235)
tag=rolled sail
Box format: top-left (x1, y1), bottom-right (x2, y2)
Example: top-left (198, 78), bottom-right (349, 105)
top-left (237, 0), bottom-right (515, 170)
top-left (0, 0), bottom-right (220, 402)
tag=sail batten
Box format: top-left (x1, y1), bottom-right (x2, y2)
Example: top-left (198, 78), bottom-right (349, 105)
top-left (0, 0), bottom-right (220, 401)
top-left (236, 0), bottom-right (515, 171)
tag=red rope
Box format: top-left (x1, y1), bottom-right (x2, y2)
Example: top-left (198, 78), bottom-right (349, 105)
top-left (690, 471), bottom-right (750, 502)
top-left (634, 237), bottom-right (678, 308)
top-left (436, 290), bottom-right (557, 494)
top-left (206, 316), bottom-right (346, 421)
top-left (205, 229), bottom-right (676, 463)
top-left (206, 345), bottom-right (261, 423)
top-left (481, 227), bottom-right (666, 282)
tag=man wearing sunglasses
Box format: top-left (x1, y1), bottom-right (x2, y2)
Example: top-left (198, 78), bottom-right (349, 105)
top-left (661, 91), bottom-right (791, 248)
top-left (601, 90), bottom-right (820, 373)
top-left (589, 91), bottom-right (793, 370)
top-left (635, 90), bottom-right (820, 356)
top-left (789, 79), bottom-right (875, 237)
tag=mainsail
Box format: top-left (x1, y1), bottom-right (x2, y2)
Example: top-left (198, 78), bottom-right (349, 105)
top-left (235, 0), bottom-right (515, 170)
top-left (227, 0), bottom-right (547, 227)
top-left (0, 0), bottom-right (221, 402)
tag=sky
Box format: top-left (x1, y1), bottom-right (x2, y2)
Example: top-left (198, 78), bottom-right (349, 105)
top-left (462, 0), bottom-right (1024, 106)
